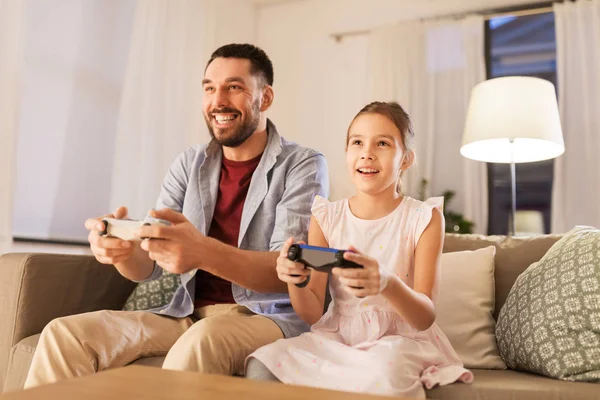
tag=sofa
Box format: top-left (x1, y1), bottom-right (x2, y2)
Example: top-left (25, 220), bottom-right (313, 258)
top-left (1, 233), bottom-right (598, 399)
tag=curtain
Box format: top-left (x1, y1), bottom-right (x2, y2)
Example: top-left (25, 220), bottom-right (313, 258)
top-left (0, 0), bottom-right (25, 250)
top-left (368, 16), bottom-right (487, 234)
top-left (552, 0), bottom-right (600, 232)
top-left (109, 0), bottom-right (219, 218)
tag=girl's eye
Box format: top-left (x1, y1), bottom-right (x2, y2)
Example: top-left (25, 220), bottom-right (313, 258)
top-left (378, 141), bottom-right (390, 146)
top-left (352, 140), bottom-right (362, 146)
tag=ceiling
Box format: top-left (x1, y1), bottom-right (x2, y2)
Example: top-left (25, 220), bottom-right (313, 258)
top-left (251, 0), bottom-right (551, 9)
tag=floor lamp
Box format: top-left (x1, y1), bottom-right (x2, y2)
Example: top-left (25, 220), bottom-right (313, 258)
top-left (460, 77), bottom-right (565, 236)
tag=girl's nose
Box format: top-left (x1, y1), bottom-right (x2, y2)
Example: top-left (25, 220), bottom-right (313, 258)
top-left (360, 148), bottom-right (375, 160)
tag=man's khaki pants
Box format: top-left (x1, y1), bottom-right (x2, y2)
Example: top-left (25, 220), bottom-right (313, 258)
top-left (23, 304), bottom-right (283, 388)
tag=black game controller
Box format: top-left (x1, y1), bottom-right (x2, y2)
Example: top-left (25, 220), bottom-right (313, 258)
top-left (287, 244), bottom-right (363, 288)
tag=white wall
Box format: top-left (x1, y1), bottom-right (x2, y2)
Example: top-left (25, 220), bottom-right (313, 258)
top-left (12, 0), bottom-right (255, 242)
top-left (11, 0), bottom-right (545, 241)
top-left (12, 0), bottom-right (136, 241)
top-left (257, 0), bottom-right (549, 203)
top-left (0, 0), bottom-right (25, 250)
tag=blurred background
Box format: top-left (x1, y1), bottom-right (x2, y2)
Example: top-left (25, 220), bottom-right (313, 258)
top-left (1, 0), bottom-right (598, 247)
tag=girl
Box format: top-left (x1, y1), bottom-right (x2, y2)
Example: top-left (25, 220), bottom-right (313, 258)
top-left (246, 101), bottom-right (473, 398)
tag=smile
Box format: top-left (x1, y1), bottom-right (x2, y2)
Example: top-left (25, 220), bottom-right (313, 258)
top-left (357, 168), bottom-right (380, 174)
top-left (213, 114), bottom-right (239, 125)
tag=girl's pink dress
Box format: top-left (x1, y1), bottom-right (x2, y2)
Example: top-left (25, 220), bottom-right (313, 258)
top-left (249, 196), bottom-right (473, 398)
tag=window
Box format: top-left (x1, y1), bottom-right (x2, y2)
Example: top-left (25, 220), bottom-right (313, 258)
top-left (485, 11), bottom-right (557, 235)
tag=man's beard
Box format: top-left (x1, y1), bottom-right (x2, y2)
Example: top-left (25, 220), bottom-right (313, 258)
top-left (205, 101), bottom-right (261, 148)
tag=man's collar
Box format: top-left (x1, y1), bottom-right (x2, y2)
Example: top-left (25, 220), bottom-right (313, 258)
top-left (264, 118), bottom-right (283, 158)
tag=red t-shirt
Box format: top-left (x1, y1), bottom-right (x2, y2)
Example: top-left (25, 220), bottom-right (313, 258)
top-left (194, 153), bottom-right (262, 308)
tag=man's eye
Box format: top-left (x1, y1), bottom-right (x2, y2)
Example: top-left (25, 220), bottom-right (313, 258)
top-left (204, 86), bottom-right (214, 92)
top-left (229, 85), bottom-right (241, 90)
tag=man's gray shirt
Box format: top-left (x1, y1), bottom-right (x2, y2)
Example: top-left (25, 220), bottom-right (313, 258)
top-left (142, 120), bottom-right (329, 338)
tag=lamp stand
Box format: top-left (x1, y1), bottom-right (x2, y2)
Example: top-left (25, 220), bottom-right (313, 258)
top-left (509, 139), bottom-right (516, 236)
top-left (509, 159), bottom-right (516, 236)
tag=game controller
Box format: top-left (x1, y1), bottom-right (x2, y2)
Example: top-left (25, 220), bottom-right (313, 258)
top-left (99, 217), bottom-right (171, 241)
top-left (287, 244), bottom-right (363, 288)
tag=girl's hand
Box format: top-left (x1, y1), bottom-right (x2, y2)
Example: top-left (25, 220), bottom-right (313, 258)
top-left (332, 245), bottom-right (392, 297)
top-left (276, 237), bottom-right (311, 286)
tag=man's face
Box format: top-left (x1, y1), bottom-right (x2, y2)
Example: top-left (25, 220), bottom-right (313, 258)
top-left (202, 57), bottom-right (262, 148)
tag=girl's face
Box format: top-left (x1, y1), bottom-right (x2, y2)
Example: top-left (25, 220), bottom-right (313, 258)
top-left (346, 113), bottom-right (407, 196)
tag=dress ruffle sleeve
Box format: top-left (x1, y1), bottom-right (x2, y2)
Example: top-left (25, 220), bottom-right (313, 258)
top-left (415, 196), bottom-right (445, 245)
top-left (310, 195), bottom-right (330, 241)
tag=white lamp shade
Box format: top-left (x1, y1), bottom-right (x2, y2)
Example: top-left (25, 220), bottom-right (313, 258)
top-left (461, 76), bottom-right (565, 163)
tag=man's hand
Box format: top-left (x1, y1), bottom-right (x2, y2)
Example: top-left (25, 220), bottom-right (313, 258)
top-left (136, 208), bottom-right (205, 275)
top-left (85, 206), bottom-right (135, 265)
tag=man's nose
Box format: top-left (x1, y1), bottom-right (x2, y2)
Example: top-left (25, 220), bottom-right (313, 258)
top-left (212, 88), bottom-right (229, 108)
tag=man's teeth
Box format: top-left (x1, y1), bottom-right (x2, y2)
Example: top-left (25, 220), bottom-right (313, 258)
top-left (358, 168), bottom-right (379, 173)
top-left (215, 115), bottom-right (236, 123)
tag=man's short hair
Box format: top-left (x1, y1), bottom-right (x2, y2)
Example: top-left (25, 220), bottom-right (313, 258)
top-left (206, 43), bottom-right (274, 87)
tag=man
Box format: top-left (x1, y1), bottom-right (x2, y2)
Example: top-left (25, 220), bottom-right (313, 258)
top-left (24, 43), bottom-right (329, 387)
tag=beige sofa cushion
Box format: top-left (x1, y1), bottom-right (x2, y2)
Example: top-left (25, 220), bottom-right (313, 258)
top-left (131, 356), bottom-right (165, 368)
top-left (436, 247), bottom-right (506, 369)
top-left (443, 234), bottom-right (562, 319)
top-left (426, 369), bottom-right (600, 400)
top-left (2, 334), bottom-right (39, 392)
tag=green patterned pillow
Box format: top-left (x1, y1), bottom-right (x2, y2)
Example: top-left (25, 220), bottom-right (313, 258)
top-left (123, 271), bottom-right (180, 311)
top-left (496, 226), bottom-right (600, 382)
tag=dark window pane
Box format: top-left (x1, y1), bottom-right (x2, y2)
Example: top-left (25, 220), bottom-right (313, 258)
top-left (486, 12), bottom-right (557, 235)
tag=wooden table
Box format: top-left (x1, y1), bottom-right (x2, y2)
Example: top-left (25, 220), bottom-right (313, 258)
top-left (1, 366), bottom-right (411, 400)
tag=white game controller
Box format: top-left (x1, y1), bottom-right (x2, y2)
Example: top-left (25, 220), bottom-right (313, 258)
top-left (99, 217), bottom-right (171, 241)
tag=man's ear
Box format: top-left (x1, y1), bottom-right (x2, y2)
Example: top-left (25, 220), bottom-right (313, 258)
top-left (260, 85), bottom-right (274, 112)
top-left (401, 151), bottom-right (415, 170)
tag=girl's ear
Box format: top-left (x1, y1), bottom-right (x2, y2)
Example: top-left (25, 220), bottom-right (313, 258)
top-left (401, 151), bottom-right (415, 170)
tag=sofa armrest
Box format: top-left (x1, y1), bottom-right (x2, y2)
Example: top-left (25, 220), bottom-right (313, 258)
top-left (0, 252), bottom-right (136, 390)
